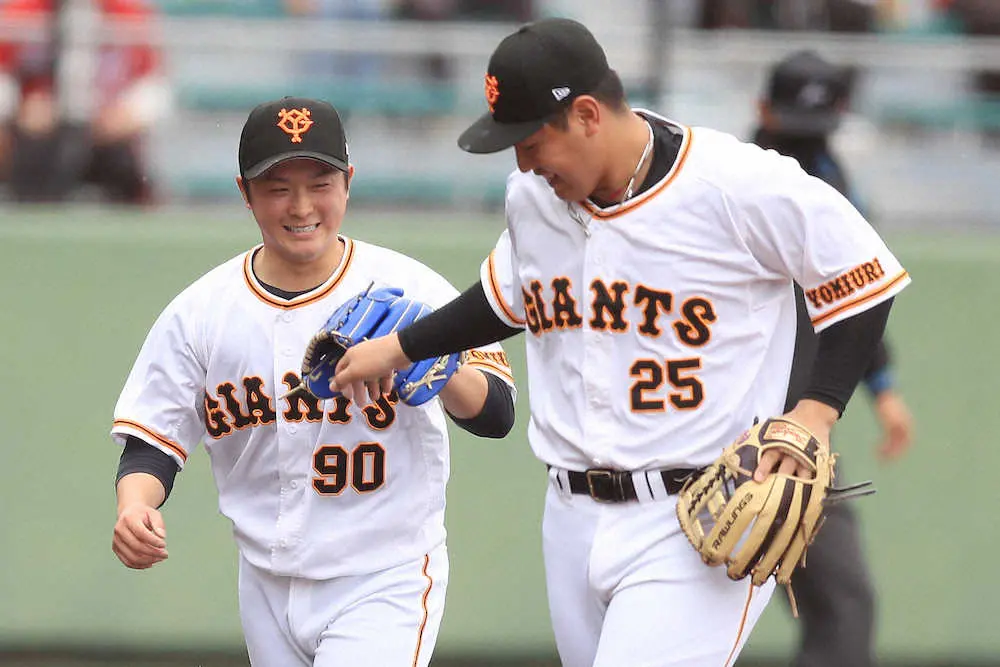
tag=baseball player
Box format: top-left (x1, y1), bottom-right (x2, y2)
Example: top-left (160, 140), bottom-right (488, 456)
top-left (327, 18), bottom-right (911, 667)
top-left (753, 50), bottom-right (915, 667)
top-left (109, 96), bottom-right (516, 666)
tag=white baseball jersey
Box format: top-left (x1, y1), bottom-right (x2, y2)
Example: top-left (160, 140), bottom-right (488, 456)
top-left (112, 236), bottom-right (514, 580)
top-left (481, 112), bottom-right (909, 473)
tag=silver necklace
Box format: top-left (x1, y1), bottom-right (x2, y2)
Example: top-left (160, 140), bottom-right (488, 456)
top-left (621, 120), bottom-right (654, 203)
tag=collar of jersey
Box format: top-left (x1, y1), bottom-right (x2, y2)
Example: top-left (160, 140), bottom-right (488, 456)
top-left (581, 115), bottom-right (693, 221)
top-left (242, 236), bottom-right (356, 310)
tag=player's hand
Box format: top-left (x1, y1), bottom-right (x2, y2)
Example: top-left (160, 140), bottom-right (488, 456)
top-left (874, 389), bottom-right (914, 462)
top-left (330, 333), bottom-right (411, 405)
top-left (112, 504), bottom-right (168, 570)
top-left (753, 400), bottom-right (836, 482)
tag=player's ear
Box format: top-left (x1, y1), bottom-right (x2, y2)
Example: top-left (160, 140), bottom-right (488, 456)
top-left (345, 165), bottom-right (354, 198)
top-left (236, 176), bottom-right (251, 209)
top-left (572, 95), bottom-right (602, 137)
top-left (757, 100), bottom-right (772, 127)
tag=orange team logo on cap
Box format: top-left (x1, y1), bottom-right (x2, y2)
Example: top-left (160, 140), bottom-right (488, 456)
top-left (484, 74), bottom-right (500, 113)
top-left (276, 107), bottom-right (313, 143)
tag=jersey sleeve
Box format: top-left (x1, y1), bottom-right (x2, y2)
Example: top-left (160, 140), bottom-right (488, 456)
top-left (479, 228), bottom-right (526, 330)
top-left (462, 342), bottom-right (516, 389)
top-left (111, 295), bottom-right (208, 468)
top-left (739, 148), bottom-right (910, 332)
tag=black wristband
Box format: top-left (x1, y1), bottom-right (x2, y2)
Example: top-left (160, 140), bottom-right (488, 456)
top-left (116, 435), bottom-right (179, 506)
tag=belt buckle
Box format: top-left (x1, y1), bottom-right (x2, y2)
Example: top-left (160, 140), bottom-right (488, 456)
top-left (585, 468), bottom-right (618, 503)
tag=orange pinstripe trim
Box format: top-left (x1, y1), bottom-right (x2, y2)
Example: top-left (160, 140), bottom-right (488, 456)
top-left (411, 553), bottom-right (433, 667)
top-left (466, 360), bottom-right (515, 385)
top-left (242, 239), bottom-right (355, 310)
top-left (724, 581), bottom-right (756, 667)
top-left (582, 125), bottom-right (693, 220)
top-left (486, 250), bottom-right (525, 325)
top-left (810, 270), bottom-right (909, 327)
top-left (113, 419), bottom-right (188, 462)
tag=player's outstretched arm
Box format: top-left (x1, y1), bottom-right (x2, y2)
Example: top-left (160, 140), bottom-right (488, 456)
top-left (113, 473), bottom-right (169, 570)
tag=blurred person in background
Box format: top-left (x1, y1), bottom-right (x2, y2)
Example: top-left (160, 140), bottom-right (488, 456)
top-left (750, 49), bottom-right (915, 667)
top-left (391, 0), bottom-right (458, 82)
top-left (936, 0), bottom-right (1000, 143)
top-left (0, 0), bottom-right (168, 204)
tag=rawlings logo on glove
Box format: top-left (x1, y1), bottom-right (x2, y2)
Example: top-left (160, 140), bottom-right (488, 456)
top-left (395, 350), bottom-right (467, 405)
top-left (675, 417), bottom-right (875, 615)
top-left (288, 284), bottom-right (463, 406)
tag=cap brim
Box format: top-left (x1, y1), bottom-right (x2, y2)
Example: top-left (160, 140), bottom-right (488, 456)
top-left (244, 151), bottom-right (349, 179)
top-left (458, 112), bottom-right (547, 154)
top-left (770, 108), bottom-right (841, 136)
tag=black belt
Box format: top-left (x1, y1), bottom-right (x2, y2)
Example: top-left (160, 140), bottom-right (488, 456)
top-left (561, 467), bottom-right (697, 503)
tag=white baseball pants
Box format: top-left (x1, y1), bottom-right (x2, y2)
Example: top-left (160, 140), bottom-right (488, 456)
top-left (237, 543), bottom-right (448, 666)
top-left (542, 482), bottom-right (775, 667)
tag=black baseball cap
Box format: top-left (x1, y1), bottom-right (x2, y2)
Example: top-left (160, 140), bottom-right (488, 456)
top-left (765, 51), bottom-right (849, 136)
top-left (458, 18), bottom-right (611, 154)
top-left (239, 97), bottom-right (349, 179)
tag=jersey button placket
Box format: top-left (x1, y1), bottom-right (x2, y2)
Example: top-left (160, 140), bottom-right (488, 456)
top-left (581, 231), bottom-right (601, 450)
top-left (581, 226), bottom-right (615, 461)
top-left (274, 312), bottom-right (304, 566)
top-left (274, 309), bottom-right (299, 415)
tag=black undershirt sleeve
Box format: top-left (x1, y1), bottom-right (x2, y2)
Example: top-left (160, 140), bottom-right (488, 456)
top-left (398, 281), bottom-right (523, 362)
top-left (800, 298), bottom-right (893, 416)
top-left (447, 370), bottom-right (516, 438)
top-left (116, 435), bottom-right (180, 506)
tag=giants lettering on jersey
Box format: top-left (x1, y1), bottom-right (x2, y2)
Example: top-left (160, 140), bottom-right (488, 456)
top-left (520, 277), bottom-right (716, 344)
top-left (203, 372), bottom-right (399, 438)
top-left (522, 278), bottom-right (717, 414)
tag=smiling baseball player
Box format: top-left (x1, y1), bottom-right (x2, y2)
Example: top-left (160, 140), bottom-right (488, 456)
top-left (109, 97), bottom-right (516, 667)
top-left (325, 18), bottom-right (910, 667)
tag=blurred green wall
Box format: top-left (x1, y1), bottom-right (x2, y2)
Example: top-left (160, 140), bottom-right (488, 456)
top-left (0, 209), bottom-right (996, 664)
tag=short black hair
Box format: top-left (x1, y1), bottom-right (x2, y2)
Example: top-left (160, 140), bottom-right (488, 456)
top-left (548, 69), bottom-right (628, 129)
